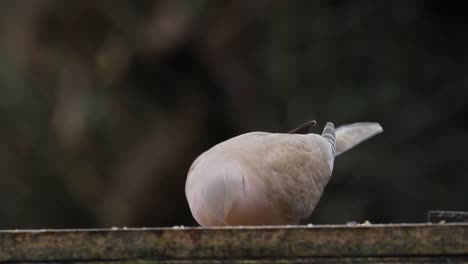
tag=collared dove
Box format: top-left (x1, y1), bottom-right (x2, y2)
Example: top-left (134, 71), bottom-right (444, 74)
top-left (185, 121), bottom-right (383, 226)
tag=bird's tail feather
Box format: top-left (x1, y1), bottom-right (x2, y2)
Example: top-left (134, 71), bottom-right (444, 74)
top-left (335, 122), bottom-right (383, 156)
top-left (321, 122), bottom-right (336, 156)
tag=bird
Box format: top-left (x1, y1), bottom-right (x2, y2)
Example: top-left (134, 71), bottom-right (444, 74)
top-left (185, 121), bottom-right (383, 226)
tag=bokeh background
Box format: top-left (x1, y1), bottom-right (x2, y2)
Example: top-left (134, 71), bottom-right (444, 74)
top-left (0, 0), bottom-right (467, 229)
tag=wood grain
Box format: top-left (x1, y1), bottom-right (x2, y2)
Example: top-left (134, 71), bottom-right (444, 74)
top-left (0, 223), bottom-right (467, 263)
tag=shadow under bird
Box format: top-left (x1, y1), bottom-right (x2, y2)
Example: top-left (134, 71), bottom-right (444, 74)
top-left (185, 121), bottom-right (383, 226)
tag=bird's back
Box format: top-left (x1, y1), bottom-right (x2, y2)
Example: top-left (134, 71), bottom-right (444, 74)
top-left (186, 132), bottom-right (335, 225)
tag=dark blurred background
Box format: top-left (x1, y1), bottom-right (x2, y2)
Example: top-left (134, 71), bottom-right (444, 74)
top-left (0, 0), bottom-right (467, 229)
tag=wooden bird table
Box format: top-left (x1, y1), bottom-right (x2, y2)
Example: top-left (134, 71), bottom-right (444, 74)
top-left (0, 220), bottom-right (467, 263)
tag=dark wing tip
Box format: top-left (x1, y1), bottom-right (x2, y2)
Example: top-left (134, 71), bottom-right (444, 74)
top-left (288, 120), bottom-right (317, 134)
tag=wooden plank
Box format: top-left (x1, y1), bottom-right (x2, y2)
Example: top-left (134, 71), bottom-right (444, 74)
top-left (0, 223), bottom-right (467, 263)
top-left (5, 257), bottom-right (468, 264)
top-left (428, 210), bottom-right (468, 223)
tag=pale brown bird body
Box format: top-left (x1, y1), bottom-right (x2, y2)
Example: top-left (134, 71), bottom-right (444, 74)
top-left (185, 121), bottom-right (382, 226)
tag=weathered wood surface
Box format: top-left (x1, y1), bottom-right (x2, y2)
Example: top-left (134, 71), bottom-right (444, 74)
top-left (428, 210), bottom-right (468, 223)
top-left (0, 223), bottom-right (467, 263)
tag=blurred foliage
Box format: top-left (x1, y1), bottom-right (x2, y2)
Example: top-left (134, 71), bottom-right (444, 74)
top-left (0, 0), bottom-right (467, 228)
